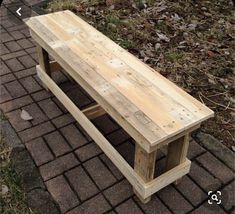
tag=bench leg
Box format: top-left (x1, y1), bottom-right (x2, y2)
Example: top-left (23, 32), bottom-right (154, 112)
top-left (134, 144), bottom-right (157, 203)
top-left (36, 45), bottom-right (51, 90)
top-left (166, 134), bottom-right (189, 185)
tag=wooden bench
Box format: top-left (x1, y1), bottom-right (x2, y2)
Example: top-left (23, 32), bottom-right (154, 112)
top-left (25, 10), bottom-right (214, 203)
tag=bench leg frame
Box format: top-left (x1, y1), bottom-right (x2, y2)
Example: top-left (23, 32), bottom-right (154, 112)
top-left (166, 134), bottom-right (189, 185)
top-left (36, 45), bottom-right (51, 91)
top-left (36, 63), bottom-right (192, 203)
top-left (134, 145), bottom-right (157, 203)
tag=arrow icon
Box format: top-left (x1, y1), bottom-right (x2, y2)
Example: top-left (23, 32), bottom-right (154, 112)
top-left (16, 7), bottom-right (22, 16)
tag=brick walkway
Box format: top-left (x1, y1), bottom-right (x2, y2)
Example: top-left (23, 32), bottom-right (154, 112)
top-left (1, 1), bottom-right (234, 214)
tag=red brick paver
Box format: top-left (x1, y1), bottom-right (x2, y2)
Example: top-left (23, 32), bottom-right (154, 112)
top-left (1, 2), bottom-right (234, 214)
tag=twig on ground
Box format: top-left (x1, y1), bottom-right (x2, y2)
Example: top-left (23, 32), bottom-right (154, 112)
top-left (207, 92), bottom-right (228, 98)
top-left (199, 92), bottom-right (235, 111)
top-left (198, 93), bottom-right (205, 105)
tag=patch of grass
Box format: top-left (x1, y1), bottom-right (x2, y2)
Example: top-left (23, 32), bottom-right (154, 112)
top-left (47, 0), bottom-right (78, 12)
top-left (0, 114), bottom-right (7, 122)
top-left (165, 52), bottom-right (184, 62)
top-left (106, 15), bottom-right (121, 26)
top-left (155, 22), bottom-right (173, 34)
top-left (97, 23), bottom-right (107, 33)
top-left (118, 39), bottom-right (134, 49)
top-left (88, 0), bottom-right (106, 6)
top-left (134, 0), bottom-right (155, 9)
top-left (211, 67), bottom-right (233, 77)
top-left (0, 138), bottom-right (32, 214)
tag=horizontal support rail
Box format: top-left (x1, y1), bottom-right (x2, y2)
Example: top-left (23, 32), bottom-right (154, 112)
top-left (49, 61), bottom-right (62, 72)
top-left (144, 159), bottom-right (191, 198)
top-left (82, 104), bottom-right (106, 120)
top-left (36, 65), bottom-right (147, 197)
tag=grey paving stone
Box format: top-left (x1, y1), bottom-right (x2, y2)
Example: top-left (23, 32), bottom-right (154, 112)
top-left (46, 175), bottom-right (79, 213)
top-left (84, 157), bottom-right (116, 190)
top-left (67, 194), bottom-right (111, 214)
top-left (66, 166), bottom-right (99, 201)
top-left (115, 199), bottom-right (144, 214)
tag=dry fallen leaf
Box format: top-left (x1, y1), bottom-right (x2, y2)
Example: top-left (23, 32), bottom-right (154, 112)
top-left (171, 13), bottom-right (181, 22)
top-left (1, 185), bottom-right (9, 195)
top-left (207, 50), bottom-right (215, 57)
top-left (157, 33), bottom-right (170, 42)
top-left (232, 146), bottom-right (235, 152)
top-left (155, 43), bottom-right (161, 51)
top-left (20, 109), bottom-right (33, 121)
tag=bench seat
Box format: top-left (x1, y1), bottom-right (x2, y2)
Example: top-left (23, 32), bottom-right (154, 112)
top-left (25, 10), bottom-right (214, 203)
top-left (25, 10), bottom-right (213, 152)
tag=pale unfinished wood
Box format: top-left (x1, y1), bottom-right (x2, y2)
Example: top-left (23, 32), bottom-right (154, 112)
top-left (25, 11), bottom-right (214, 152)
top-left (82, 104), bottom-right (106, 120)
top-left (36, 45), bottom-right (51, 90)
top-left (36, 44), bottom-right (51, 76)
top-left (166, 134), bottom-right (190, 184)
top-left (144, 158), bottom-right (191, 198)
top-left (134, 144), bottom-right (157, 203)
top-left (150, 124), bottom-right (199, 152)
top-left (36, 64), bottom-right (191, 200)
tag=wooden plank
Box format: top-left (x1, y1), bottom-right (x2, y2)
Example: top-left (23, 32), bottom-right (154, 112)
top-left (82, 104), bottom-right (106, 120)
top-left (36, 44), bottom-right (51, 91)
top-left (36, 65), bottom-right (147, 196)
top-left (166, 134), bottom-right (190, 184)
top-left (149, 125), bottom-right (199, 152)
top-left (144, 159), bottom-right (191, 198)
top-left (36, 44), bottom-right (51, 76)
top-left (134, 144), bottom-right (157, 203)
top-left (49, 11), bottom-right (214, 120)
